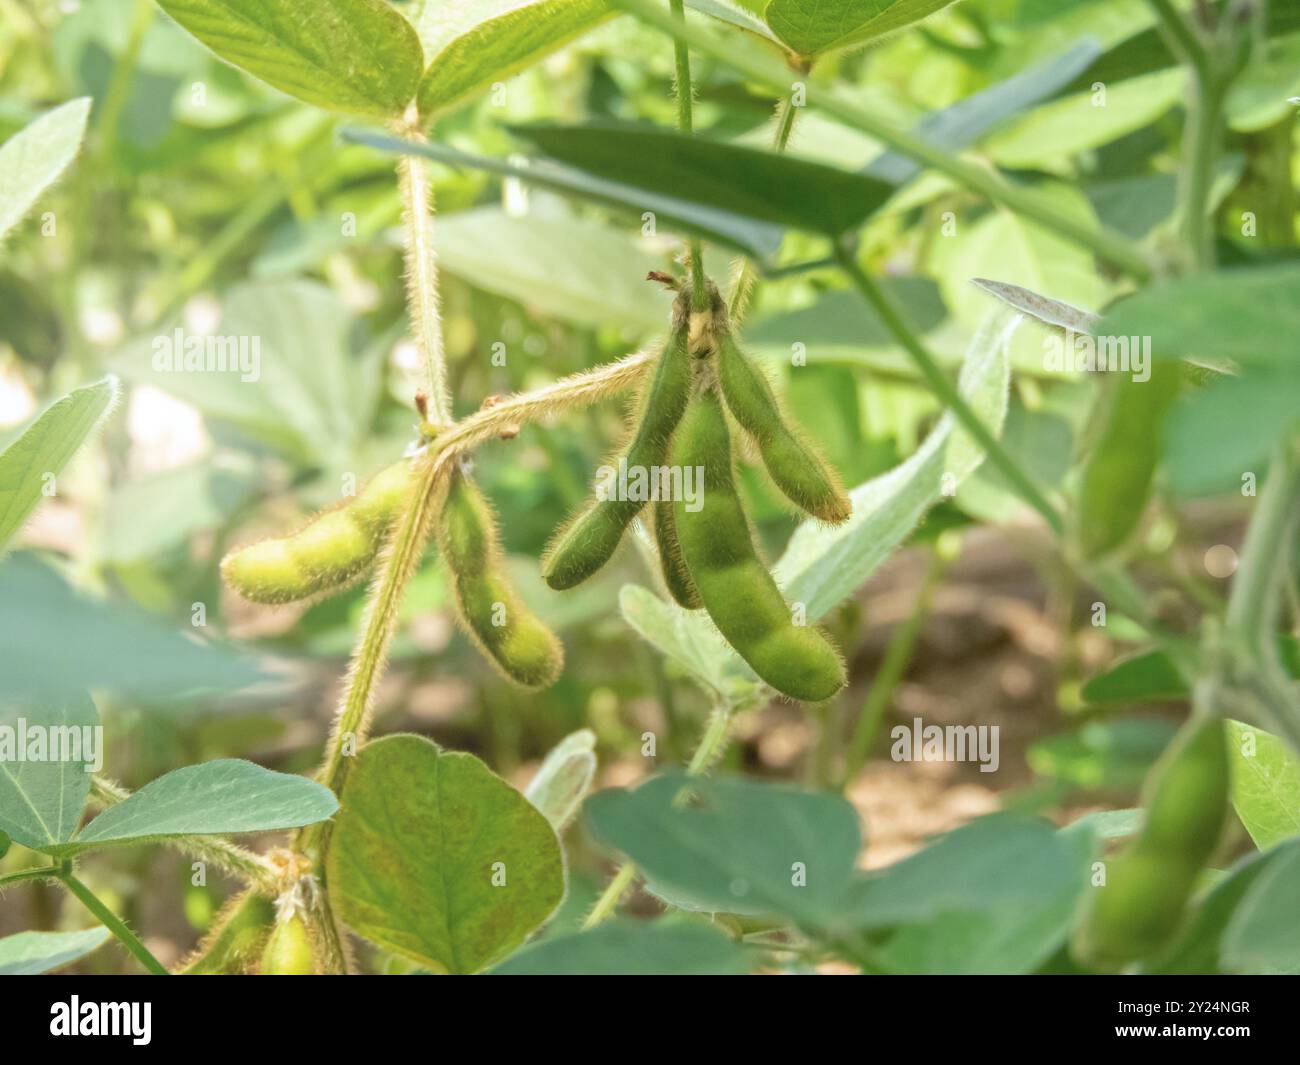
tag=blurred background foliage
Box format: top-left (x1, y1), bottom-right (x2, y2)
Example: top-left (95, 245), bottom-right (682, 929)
top-left (1, 0), bottom-right (1296, 969)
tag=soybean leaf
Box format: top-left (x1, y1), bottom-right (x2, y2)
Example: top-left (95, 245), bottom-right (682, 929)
top-left (1145, 841), bottom-right (1300, 974)
top-left (1029, 718), bottom-right (1177, 792)
top-left (0, 928), bottom-right (111, 976)
top-left (0, 97), bottom-right (91, 242)
top-left (328, 734), bottom-right (565, 974)
top-left (0, 377), bottom-right (118, 556)
top-left (0, 693), bottom-right (98, 851)
top-left (774, 306), bottom-right (1016, 620)
top-left (764, 0), bottom-right (957, 59)
top-left (683, 0), bottom-right (779, 44)
top-left (845, 815), bottom-right (1095, 974)
top-left (1097, 263), bottom-right (1300, 370)
top-left (418, 0), bottom-right (613, 118)
top-left (1082, 638), bottom-right (1300, 705)
top-left (524, 728), bottom-right (598, 832)
top-left (491, 918), bottom-right (751, 975)
top-left (59, 759), bottom-right (338, 854)
top-left (434, 206), bottom-right (673, 331)
top-left (154, 0), bottom-right (422, 117)
top-left (342, 128), bottom-right (785, 261)
top-left (585, 773), bottom-right (862, 925)
top-left (512, 121), bottom-right (898, 239)
top-left (1222, 842), bottom-right (1300, 974)
top-left (0, 553), bottom-right (268, 701)
top-left (970, 278), bottom-right (1098, 335)
top-left (1226, 721), bottom-right (1300, 851)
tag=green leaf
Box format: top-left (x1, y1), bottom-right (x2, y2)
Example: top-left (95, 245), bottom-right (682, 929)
top-left (1144, 841), bottom-right (1298, 974)
top-left (1028, 718), bottom-right (1177, 792)
top-left (58, 759), bottom-right (337, 853)
top-left (155, 0), bottom-right (422, 117)
top-left (0, 377), bottom-right (118, 556)
top-left (512, 120), bottom-right (898, 239)
top-left (846, 815), bottom-right (1095, 974)
top-left (764, 0), bottom-right (957, 59)
top-left (0, 693), bottom-right (98, 851)
top-left (1081, 649), bottom-right (1187, 704)
top-left (1222, 841), bottom-right (1300, 974)
top-left (328, 734), bottom-right (565, 974)
top-left (524, 728), bottom-right (597, 832)
top-left (774, 306), bottom-right (1015, 620)
top-left (1226, 721), bottom-right (1300, 851)
top-left (0, 928), bottom-right (111, 975)
top-left (585, 773), bottom-right (862, 925)
top-left (110, 280), bottom-right (379, 466)
top-left (1097, 263), bottom-right (1300, 371)
top-left (341, 128), bottom-right (785, 261)
top-left (434, 206), bottom-right (672, 332)
top-left (418, 0), bottom-right (613, 118)
top-left (0, 97), bottom-right (90, 243)
top-left (491, 917), bottom-right (750, 974)
top-left (0, 553), bottom-right (268, 700)
top-left (970, 278), bottom-right (1098, 335)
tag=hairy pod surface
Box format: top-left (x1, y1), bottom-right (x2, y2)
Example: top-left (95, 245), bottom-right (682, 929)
top-left (259, 912), bottom-right (315, 975)
top-left (221, 458), bottom-right (416, 604)
top-left (652, 498), bottom-right (701, 609)
top-left (1073, 715), bottom-right (1228, 971)
top-left (1076, 360), bottom-right (1179, 559)
top-left (673, 387), bottom-right (845, 702)
top-left (439, 471), bottom-right (564, 689)
top-left (542, 300), bottom-right (693, 590)
top-left (716, 333), bottom-right (851, 524)
top-left (178, 890), bottom-right (276, 975)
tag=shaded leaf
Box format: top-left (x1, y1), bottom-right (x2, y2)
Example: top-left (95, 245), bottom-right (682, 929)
top-left (492, 917), bottom-right (750, 974)
top-left (765, 0), bottom-right (956, 59)
top-left (0, 692), bottom-right (98, 850)
top-left (0, 928), bottom-right (111, 975)
top-left (1222, 842), bottom-right (1300, 974)
top-left (328, 734), bottom-right (565, 974)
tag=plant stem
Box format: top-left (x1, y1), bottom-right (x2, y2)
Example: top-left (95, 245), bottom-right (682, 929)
top-left (729, 94), bottom-right (800, 321)
top-left (0, 866), bottom-right (62, 891)
top-left (666, 0), bottom-right (708, 310)
top-left (839, 544), bottom-right (949, 789)
top-left (610, 0), bottom-right (1154, 281)
top-left (395, 110), bottom-right (453, 423)
top-left (1146, 0), bottom-right (1212, 74)
top-left (59, 871), bottom-right (168, 975)
top-left (834, 242), bottom-right (1065, 534)
top-left (583, 701), bottom-right (736, 929)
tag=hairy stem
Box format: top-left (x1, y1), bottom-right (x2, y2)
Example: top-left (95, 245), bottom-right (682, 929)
top-left (612, 0), bottom-right (1154, 281)
top-left (667, 0), bottom-right (708, 310)
top-left (59, 869), bottom-right (168, 975)
top-left (395, 109), bottom-right (452, 423)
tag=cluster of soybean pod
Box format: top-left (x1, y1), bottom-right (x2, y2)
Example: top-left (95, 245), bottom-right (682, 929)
top-left (221, 279), bottom-right (850, 703)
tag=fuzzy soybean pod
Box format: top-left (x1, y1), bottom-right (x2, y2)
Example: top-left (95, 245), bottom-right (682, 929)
top-left (1075, 359), bottom-right (1179, 559)
top-left (716, 333), bottom-right (851, 524)
top-left (260, 912), bottom-right (315, 975)
top-left (652, 499), bottom-right (701, 609)
top-left (178, 890), bottom-right (276, 975)
top-left (1072, 715), bottom-right (1228, 971)
top-left (542, 310), bottom-right (693, 590)
top-left (221, 458), bottom-right (416, 604)
top-left (673, 388), bottom-right (846, 702)
top-left (439, 471), bottom-right (564, 689)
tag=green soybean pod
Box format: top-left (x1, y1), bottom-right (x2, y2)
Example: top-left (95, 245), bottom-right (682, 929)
top-left (180, 890), bottom-right (277, 975)
top-left (673, 388), bottom-right (845, 702)
top-left (652, 499), bottom-right (701, 609)
top-left (1072, 715), bottom-right (1228, 971)
top-left (439, 471), bottom-right (564, 689)
top-left (542, 305), bottom-right (693, 590)
top-left (221, 458), bottom-right (415, 604)
top-left (716, 333), bottom-right (851, 524)
top-left (260, 912), bottom-right (316, 975)
top-left (1075, 360), bottom-right (1179, 560)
